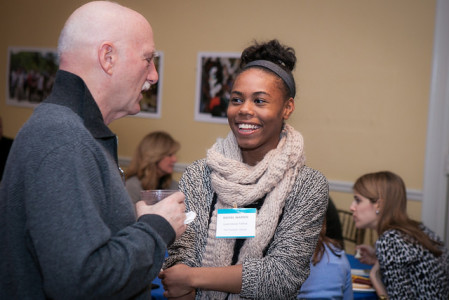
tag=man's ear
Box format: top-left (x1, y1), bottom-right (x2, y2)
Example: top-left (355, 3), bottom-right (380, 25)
top-left (98, 42), bottom-right (114, 75)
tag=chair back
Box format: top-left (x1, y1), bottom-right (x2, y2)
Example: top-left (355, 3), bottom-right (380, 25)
top-left (337, 209), bottom-right (366, 251)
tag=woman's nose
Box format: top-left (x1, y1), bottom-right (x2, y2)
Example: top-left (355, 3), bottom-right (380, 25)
top-left (239, 101), bottom-right (254, 115)
top-left (349, 201), bottom-right (356, 212)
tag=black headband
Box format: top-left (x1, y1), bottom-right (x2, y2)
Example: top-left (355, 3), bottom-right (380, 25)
top-left (243, 60), bottom-right (296, 98)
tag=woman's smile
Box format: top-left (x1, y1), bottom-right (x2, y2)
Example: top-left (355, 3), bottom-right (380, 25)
top-left (236, 122), bottom-right (261, 135)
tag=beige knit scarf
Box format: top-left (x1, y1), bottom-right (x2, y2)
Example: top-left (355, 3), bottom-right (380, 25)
top-left (201, 124), bottom-right (305, 300)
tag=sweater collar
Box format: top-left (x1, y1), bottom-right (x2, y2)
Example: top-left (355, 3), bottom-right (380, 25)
top-left (44, 70), bottom-right (115, 139)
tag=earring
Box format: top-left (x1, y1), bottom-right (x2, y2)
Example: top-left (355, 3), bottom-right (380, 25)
top-left (376, 210), bottom-right (380, 215)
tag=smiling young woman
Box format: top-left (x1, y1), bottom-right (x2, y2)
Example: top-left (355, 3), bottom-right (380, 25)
top-left (159, 39), bottom-right (329, 300)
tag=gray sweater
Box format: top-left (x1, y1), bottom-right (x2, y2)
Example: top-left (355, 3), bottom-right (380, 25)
top-left (165, 159), bottom-right (329, 299)
top-left (0, 70), bottom-right (175, 299)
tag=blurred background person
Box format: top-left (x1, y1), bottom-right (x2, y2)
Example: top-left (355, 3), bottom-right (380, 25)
top-left (326, 197), bottom-right (345, 249)
top-left (0, 116), bottom-right (14, 182)
top-left (298, 217), bottom-right (353, 300)
top-left (126, 131), bottom-right (180, 203)
top-left (351, 171), bottom-right (449, 299)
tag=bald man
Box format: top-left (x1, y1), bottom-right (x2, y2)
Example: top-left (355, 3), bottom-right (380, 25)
top-left (0, 2), bottom-right (186, 299)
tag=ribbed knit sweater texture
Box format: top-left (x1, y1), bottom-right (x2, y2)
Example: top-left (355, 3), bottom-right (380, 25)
top-left (165, 158), bottom-right (329, 299)
top-left (0, 70), bottom-right (175, 300)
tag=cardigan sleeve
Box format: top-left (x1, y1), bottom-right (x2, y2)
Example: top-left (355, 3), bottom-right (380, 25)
top-left (165, 159), bottom-right (213, 269)
top-left (239, 166), bottom-right (329, 299)
top-left (376, 230), bottom-right (416, 299)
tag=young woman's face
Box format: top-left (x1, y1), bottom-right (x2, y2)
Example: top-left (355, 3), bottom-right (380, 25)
top-left (350, 193), bottom-right (379, 230)
top-left (157, 153), bottom-right (177, 177)
top-left (227, 68), bottom-right (294, 164)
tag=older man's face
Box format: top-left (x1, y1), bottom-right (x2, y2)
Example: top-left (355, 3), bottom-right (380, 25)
top-left (111, 20), bottom-right (159, 119)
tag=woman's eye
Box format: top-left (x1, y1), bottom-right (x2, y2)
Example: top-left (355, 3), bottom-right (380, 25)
top-left (230, 97), bottom-right (242, 104)
top-left (254, 98), bottom-right (265, 104)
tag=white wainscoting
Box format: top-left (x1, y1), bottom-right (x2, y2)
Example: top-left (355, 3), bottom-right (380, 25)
top-left (119, 157), bottom-right (423, 201)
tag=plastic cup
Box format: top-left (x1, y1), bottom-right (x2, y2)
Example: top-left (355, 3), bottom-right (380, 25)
top-left (140, 189), bottom-right (177, 205)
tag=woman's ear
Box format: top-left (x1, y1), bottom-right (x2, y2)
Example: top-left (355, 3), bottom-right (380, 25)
top-left (98, 42), bottom-right (114, 75)
top-left (283, 97), bottom-right (295, 120)
top-left (375, 198), bottom-right (383, 213)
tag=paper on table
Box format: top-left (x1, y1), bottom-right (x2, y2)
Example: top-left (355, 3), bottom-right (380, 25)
top-left (353, 286), bottom-right (375, 292)
top-left (351, 269), bottom-right (370, 276)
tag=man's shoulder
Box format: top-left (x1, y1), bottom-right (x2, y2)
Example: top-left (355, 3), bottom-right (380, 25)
top-left (22, 103), bottom-right (85, 135)
top-left (15, 103), bottom-right (90, 153)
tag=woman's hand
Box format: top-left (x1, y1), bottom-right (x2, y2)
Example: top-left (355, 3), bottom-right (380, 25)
top-left (369, 261), bottom-right (388, 299)
top-left (355, 244), bottom-right (377, 265)
top-left (160, 264), bottom-right (243, 297)
top-left (159, 264), bottom-right (195, 298)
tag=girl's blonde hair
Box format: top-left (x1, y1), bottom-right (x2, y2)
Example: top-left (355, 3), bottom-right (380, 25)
top-left (125, 131), bottom-right (180, 190)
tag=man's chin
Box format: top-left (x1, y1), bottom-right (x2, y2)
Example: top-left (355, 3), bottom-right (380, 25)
top-left (127, 105), bottom-right (141, 116)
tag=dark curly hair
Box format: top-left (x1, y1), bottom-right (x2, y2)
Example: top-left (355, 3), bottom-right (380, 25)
top-left (239, 39), bottom-right (297, 98)
top-left (240, 39), bottom-right (297, 72)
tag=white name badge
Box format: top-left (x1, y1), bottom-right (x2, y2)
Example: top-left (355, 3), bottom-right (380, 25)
top-left (216, 208), bottom-right (256, 238)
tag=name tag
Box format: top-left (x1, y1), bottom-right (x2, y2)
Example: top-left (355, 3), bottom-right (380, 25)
top-left (216, 208), bottom-right (256, 238)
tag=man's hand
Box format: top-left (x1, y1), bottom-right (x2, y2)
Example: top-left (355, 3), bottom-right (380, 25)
top-left (135, 191), bottom-right (187, 239)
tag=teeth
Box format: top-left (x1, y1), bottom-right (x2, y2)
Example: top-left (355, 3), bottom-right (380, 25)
top-left (239, 123), bottom-right (259, 130)
top-left (141, 81), bottom-right (151, 92)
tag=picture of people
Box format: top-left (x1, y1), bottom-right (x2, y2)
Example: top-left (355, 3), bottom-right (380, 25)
top-left (195, 52), bottom-right (240, 123)
top-left (7, 47), bottom-right (58, 107)
top-left (7, 47), bottom-right (163, 118)
top-left (135, 51), bottom-right (164, 118)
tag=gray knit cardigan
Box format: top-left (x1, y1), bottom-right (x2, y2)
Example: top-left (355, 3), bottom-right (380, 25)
top-left (165, 159), bottom-right (329, 299)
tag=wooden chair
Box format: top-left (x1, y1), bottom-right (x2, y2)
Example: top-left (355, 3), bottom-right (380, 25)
top-left (337, 209), bottom-right (365, 250)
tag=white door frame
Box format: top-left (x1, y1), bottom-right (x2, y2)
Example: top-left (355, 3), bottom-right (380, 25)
top-left (422, 0), bottom-right (449, 245)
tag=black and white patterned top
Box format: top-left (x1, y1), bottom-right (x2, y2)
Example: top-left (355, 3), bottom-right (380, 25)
top-left (376, 225), bottom-right (449, 299)
top-left (164, 159), bottom-right (329, 299)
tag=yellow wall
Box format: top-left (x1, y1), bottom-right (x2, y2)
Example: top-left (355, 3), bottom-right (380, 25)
top-left (0, 0), bottom-right (434, 216)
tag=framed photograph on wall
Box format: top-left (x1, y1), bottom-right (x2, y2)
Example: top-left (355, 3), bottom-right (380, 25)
top-left (133, 51), bottom-right (164, 119)
top-left (6, 46), bottom-right (59, 108)
top-left (194, 52), bottom-right (241, 124)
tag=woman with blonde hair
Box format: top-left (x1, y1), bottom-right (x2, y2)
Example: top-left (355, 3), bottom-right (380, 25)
top-left (351, 171), bottom-right (449, 299)
top-left (125, 131), bottom-right (180, 203)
